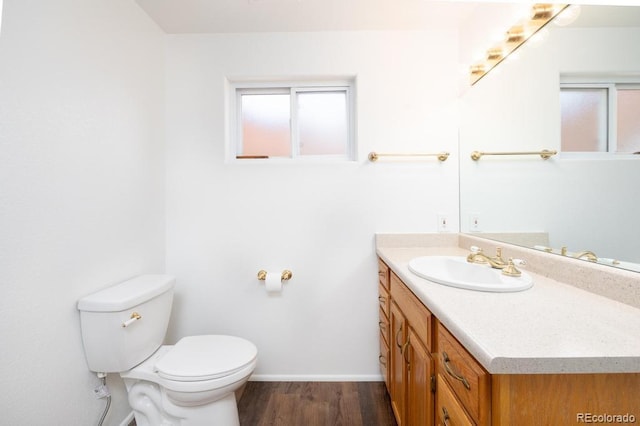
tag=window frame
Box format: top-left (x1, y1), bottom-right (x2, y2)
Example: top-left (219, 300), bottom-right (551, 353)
top-left (227, 79), bottom-right (356, 163)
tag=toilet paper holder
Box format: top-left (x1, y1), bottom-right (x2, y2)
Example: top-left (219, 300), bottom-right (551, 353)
top-left (257, 270), bottom-right (293, 281)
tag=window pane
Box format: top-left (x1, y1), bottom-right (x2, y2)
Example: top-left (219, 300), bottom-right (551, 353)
top-left (616, 89), bottom-right (640, 153)
top-left (240, 94), bottom-right (291, 157)
top-left (560, 88), bottom-right (608, 152)
top-left (297, 91), bottom-right (348, 156)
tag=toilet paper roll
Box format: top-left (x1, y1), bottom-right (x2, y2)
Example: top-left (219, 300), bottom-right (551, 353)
top-left (265, 272), bottom-right (282, 293)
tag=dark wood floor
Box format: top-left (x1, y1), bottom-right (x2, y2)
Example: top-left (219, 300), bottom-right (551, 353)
top-left (238, 381), bottom-right (397, 426)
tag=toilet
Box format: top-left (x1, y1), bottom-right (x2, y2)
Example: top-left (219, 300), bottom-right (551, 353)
top-left (77, 275), bottom-right (257, 426)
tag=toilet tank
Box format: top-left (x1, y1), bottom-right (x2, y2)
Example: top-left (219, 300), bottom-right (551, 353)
top-left (77, 275), bottom-right (175, 373)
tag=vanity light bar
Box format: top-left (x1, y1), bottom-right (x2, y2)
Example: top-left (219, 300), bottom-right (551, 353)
top-left (470, 3), bottom-right (570, 85)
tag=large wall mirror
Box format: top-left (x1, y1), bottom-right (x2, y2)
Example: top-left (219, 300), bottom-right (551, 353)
top-left (459, 4), bottom-right (640, 272)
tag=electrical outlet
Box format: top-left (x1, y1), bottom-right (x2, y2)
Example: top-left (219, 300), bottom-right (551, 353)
top-left (469, 214), bottom-right (481, 232)
top-left (437, 215), bottom-right (450, 232)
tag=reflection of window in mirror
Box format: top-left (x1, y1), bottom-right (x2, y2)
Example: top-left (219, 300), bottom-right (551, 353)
top-left (616, 88), bottom-right (640, 153)
top-left (231, 81), bottom-right (355, 161)
top-left (561, 82), bottom-right (640, 153)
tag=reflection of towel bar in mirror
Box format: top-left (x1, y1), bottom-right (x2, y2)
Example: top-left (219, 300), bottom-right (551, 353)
top-left (470, 149), bottom-right (557, 161)
top-left (368, 152), bottom-right (450, 162)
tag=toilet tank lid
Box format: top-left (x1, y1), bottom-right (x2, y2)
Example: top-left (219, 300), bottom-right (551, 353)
top-left (78, 275), bottom-right (175, 312)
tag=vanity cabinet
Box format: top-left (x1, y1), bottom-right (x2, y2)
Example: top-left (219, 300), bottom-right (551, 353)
top-left (383, 264), bottom-right (435, 426)
top-left (377, 257), bottom-right (640, 426)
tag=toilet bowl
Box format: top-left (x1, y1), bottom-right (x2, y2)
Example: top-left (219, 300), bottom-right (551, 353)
top-left (77, 275), bottom-right (257, 426)
top-left (122, 336), bottom-right (257, 425)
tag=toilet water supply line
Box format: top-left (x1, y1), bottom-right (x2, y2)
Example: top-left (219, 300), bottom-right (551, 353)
top-left (94, 372), bottom-right (111, 426)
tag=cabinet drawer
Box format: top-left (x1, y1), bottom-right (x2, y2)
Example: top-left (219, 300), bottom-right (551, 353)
top-left (378, 258), bottom-right (390, 290)
top-left (436, 374), bottom-right (475, 426)
top-left (390, 272), bottom-right (432, 350)
top-left (437, 325), bottom-right (490, 425)
top-left (379, 283), bottom-right (390, 318)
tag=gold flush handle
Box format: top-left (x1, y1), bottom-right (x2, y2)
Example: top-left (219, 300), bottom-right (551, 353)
top-left (122, 312), bottom-right (142, 328)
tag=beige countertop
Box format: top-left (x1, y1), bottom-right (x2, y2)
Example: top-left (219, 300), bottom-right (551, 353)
top-left (376, 233), bottom-right (640, 374)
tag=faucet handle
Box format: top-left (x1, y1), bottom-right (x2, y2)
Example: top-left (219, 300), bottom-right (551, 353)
top-left (468, 246), bottom-right (488, 264)
top-left (502, 258), bottom-right (525, 277)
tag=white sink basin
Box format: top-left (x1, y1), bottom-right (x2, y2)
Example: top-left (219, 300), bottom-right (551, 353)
top-left (408, 256), bottom-right (533, 292)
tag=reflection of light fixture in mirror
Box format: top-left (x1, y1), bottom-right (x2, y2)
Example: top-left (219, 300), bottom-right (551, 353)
top-left (553, 4), bottom-right (581, 27)
top-left (470, 3), bottom-right (569, 86)
top-left (528, 27), bottom-right (550, 47)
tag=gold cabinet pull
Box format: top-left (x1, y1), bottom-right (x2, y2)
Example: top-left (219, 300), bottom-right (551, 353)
top-left (442, 406), bottom-right (451, 426)
top-left (403, 339), bottom-right (410, 367)
top-left (378, 354), bottom-right (387, 366)
top-left (395, 326), bottom-right (403, 349)
top-left (442, 351), bottom-right (471, 390)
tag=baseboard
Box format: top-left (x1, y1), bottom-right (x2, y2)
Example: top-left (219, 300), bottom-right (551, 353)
top-left (249, 374), bottom-right (384, 382)
top-left (120, 412), bottom-right (135, 426)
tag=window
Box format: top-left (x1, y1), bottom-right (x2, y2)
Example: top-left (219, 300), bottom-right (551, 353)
top-left (560, 82), bottom-right (640, 153)
top-left (229, 80), bottom-right (355, 161)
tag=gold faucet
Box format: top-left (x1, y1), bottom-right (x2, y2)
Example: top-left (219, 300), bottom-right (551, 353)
top-left (574, 250), bottom-right (598, 262)
top-left (467, 247), bottom-right (509, 269)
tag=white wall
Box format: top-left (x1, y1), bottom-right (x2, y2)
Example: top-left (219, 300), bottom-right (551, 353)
top-left (0, 1), bottom-right (165, 424)
top-left (165, 31), bottom-right (460, 379)
top-left (460, 25), bottom-right (640, 263)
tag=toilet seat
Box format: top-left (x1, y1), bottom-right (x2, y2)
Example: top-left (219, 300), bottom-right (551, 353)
top-left (155, 335), bottom-right (258, 382)
top-left (122, 335), bottom-right (258, 395)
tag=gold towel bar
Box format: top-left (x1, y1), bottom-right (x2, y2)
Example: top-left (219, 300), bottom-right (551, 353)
top-left (368, 151), bottom-right (450, 162)
top-left (470, 149), bottom-right (557, 161)
top-left (257, 270), bottom-right (293, 281)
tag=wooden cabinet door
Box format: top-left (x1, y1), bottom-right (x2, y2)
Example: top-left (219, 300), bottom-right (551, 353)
top-left (390, 301), bottom-right (407, 425)
top-left (407, 328), bottom-right (434, 426)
